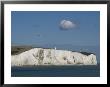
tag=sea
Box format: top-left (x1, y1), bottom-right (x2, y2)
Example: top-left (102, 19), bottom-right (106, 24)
top-left (11, 45), bottom-right (100, 77)
top-left (11, 64), bottom-right (100, 77)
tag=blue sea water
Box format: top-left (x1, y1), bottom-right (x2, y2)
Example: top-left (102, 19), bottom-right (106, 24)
top-left (11, 64), bottom-right (100, 77)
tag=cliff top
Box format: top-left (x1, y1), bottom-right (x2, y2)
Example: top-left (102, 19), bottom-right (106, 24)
top-left (11, 46), bottom-right (95, 56)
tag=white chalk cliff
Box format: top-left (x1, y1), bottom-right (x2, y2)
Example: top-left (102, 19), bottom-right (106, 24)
top-left (11, 48), bottom-right (97, 66)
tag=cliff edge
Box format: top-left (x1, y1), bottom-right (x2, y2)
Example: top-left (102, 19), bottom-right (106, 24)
top-left (11, 47), bottom-right (97, 66)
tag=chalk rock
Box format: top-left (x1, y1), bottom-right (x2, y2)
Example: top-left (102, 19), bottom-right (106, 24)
top-left (11, 48), bottom-right (97, 66)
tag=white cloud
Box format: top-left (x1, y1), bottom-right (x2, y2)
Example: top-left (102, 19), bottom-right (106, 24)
top-left (59, 20), bottom-right (76, 30)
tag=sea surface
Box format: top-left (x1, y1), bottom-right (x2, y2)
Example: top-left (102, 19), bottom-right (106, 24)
top-left (11, 64), bottom-right (100, 77)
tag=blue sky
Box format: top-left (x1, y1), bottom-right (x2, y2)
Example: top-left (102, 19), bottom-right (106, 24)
top-left (11, 11), bottom-right (100, 46)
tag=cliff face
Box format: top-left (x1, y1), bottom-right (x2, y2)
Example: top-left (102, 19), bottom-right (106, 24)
top-left (11, 48), bottom-right (97, 66)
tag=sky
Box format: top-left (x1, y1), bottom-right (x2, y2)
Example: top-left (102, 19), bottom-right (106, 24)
top-left (11, 11), bottom-right (100, 46)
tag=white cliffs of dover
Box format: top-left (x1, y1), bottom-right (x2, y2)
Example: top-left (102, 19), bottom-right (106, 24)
top-left (11, 48), bottom-right (97, 66)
